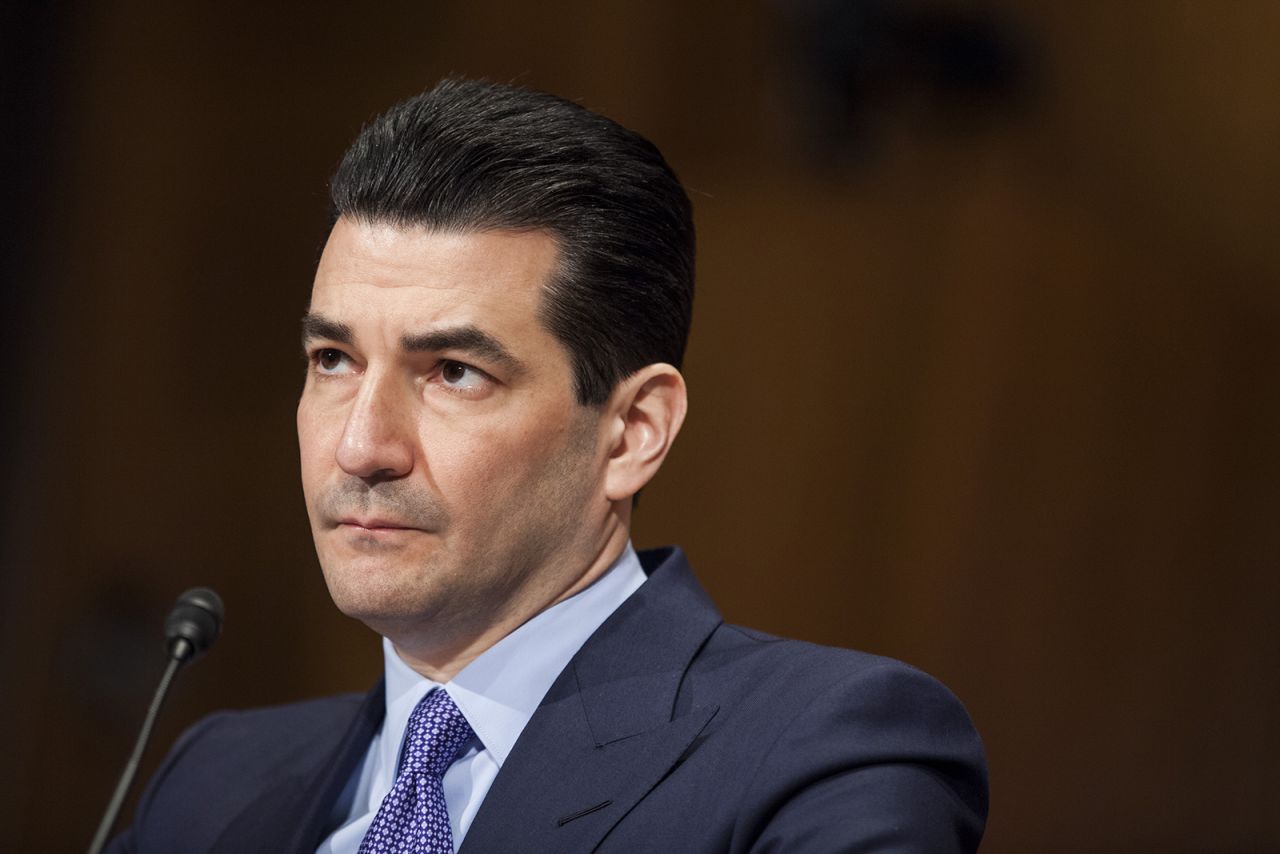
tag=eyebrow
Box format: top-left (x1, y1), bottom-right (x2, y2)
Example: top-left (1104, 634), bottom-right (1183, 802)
top-left (301, 313), bottom-right (353, 346)
top-left (301, 312), bottom-right (525, 374)
top-left (402, 326), bottom-right (525, 374)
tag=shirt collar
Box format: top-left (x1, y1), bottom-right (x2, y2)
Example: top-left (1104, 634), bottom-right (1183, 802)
top-left (380, 543), bottom-right (646, 769)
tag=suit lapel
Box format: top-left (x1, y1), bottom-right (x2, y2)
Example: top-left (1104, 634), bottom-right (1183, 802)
top-left (209, 680), bottom-right (386, 854)
top-left (461, 548), bottom-right (722, 853)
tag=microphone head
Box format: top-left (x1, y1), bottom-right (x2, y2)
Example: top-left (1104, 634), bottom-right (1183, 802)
top-left (163, 587), bottom-right (225, 663)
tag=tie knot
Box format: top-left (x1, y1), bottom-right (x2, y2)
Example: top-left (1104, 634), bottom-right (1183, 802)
top-left (400, 689), bottom-right (475, 779)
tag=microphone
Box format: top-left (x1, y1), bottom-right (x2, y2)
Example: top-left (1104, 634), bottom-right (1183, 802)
top-left (163, 587), bottom-right (225, 663)
top-left (88, 587), bottom-right (225, 854)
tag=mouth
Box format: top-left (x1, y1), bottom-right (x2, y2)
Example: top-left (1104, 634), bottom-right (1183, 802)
top-left (336, 517), bottom-right (424, 533)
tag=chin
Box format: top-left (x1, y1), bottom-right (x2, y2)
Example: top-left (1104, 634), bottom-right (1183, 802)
top-left (321, 556), bottom-right (432, 623)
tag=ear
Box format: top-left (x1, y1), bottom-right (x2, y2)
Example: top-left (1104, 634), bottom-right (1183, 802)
top-left (603, 363), bottom-right (688, 503)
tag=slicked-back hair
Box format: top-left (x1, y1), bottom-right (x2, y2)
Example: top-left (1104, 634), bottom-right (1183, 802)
top-left (329, 78), bottom-right (695, 406)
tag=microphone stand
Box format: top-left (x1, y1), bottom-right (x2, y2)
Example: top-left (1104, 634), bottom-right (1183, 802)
top-left (87, 587), bottom-right (222, 854)
top-left (86, 640), bottom-right (190, 854)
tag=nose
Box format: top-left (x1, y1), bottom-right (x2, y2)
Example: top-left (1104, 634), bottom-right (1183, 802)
top-left (335, 368), bottom-right (415, 480)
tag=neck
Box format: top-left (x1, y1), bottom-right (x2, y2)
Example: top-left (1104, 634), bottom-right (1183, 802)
top-left (388, 520), bottom-right (631, 683)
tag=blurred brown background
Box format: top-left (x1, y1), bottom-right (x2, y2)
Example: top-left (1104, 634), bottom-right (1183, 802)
top-left (2, 1), bottom-right (1277, 851)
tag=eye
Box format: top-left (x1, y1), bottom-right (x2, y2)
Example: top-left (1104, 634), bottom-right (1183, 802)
top-left (438, 360), bottom-right (490, 393)
top-left (311, 347), bottom-right (354, 375)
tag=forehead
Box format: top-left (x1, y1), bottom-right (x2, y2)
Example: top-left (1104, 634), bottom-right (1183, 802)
top-left (309, 219), bottom-right (561, 333)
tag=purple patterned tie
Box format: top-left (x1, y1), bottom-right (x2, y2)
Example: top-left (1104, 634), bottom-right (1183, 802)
top-left (358, 688), bottom-right (476, 854)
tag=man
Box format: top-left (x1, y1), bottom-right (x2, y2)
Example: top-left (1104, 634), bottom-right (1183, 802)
top-left (110, 78), bottom-right (987, 853)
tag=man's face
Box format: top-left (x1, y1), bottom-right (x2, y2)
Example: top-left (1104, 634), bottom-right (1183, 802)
top-left (298, 219), bottom-right (610, 651)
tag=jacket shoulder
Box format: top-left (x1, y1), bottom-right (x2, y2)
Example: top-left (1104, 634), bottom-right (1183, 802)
top-left (175, 692), bottom-right (367, 757)
top-left (696, 621), bottom-right (953, 700)
top-left (156, 692), bottom-right (368, 784)
top-left (680, 624), bottom-right (988, 852)
top-left (107, 692), bottom-right (368, 854)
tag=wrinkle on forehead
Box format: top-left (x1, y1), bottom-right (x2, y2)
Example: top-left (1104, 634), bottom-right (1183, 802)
top-left (314, 218), bottom-right (561, 296)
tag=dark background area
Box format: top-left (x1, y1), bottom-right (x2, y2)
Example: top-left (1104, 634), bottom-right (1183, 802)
top-left (2, 1), bottom-right (1278, 851)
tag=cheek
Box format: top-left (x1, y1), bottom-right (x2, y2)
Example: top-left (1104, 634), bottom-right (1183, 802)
top-left (430, 434), bottom-right (523, 497)
top-left (428, 422), bottom-right (578, 504)
top-left (297, 400), bottom-right (338, 492)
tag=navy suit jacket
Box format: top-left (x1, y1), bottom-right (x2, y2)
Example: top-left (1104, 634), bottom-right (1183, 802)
top-left (110, 548), bottom-right (988, 853)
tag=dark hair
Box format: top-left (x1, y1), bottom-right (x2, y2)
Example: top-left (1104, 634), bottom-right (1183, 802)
top-left (329, 78), bottom-right (695, 406)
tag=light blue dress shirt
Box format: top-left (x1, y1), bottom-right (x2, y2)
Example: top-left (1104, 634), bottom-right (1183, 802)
top-left (316, 544), bottom-right (647, 853)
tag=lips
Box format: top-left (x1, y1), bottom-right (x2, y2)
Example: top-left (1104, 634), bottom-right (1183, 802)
top-left (338, 517), bottom-right (420, 531)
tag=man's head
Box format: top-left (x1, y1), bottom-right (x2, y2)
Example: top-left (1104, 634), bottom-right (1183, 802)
top-left (297, 80), bottom-right (694, 677)
top-left (329, 77), bottom-right (695, 406)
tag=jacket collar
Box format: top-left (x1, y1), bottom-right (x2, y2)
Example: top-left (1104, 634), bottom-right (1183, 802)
top-left (460, 546), bottom-right (723, 853)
